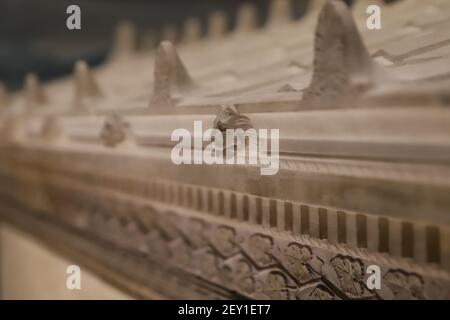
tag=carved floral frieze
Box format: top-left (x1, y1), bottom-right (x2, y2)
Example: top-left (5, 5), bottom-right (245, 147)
top-left (29, 181), bottom-right (449, 300)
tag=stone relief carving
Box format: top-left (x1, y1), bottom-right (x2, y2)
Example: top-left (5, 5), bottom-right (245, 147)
top-left (40, 115), bottom-right (64, 143)
top-left (0, 0), bottom-right (450, 300)
top-left (100, 114), bottom-right (134, 147)
top-left (150, 41), bottom-right (197, 109)
top-left (383, 270), bottom-right (425, 300)
top-left (2, 164), bottom-right (443, 300)
top-left (213, 105), bottom-right (253, 132)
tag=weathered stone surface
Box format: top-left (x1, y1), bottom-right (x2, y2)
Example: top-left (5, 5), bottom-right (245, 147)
top-left (1, 0), bottom-right (450, 300)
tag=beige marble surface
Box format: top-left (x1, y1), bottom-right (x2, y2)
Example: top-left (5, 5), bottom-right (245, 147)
top-left (0, 223), bottom-right (132, 300)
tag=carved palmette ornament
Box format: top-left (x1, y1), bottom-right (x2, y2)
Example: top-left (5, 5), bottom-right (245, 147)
top-left (208, 11), bottom-right (228, 40)
top-left (382, 270), bottom-right (425, 300)
top-left (0, 115), bottom-right (28, 143)
top-left (24, 73), bottom-right (48, 108)
top-left (182, 18), bottom-right (201, 44)
top-left (303, 1), bottom-right (450, 108)
top-left (112, 20), bottom-right (138, 58)
top-left (150, 41), bottom-right (196, 109)
top-left (304, 1), bottom-right (391, 105)
top-left (73, 60), bottom-right (102, 111)
top-left (267, 0), bottom-right (292, 28)
top-left (236, 3), bottom-right (257, 33)
top-left (40, 115), bottom-right (64, 143)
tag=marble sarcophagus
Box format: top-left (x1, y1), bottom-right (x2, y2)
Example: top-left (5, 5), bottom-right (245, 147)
top-left (0, 0), bottom-right (450, 299)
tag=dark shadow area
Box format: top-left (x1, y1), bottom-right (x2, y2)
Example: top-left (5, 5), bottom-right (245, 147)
top-left (0, 0), bottom-right (370, 91)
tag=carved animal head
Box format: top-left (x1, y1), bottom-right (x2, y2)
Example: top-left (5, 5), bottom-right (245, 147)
top-left (213, 105), bottom-right (252, 132)
top-left (100, 114), bottom-right (133, 148)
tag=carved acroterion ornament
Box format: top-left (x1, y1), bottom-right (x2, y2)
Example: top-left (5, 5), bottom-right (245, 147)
top-left (150, 41), bottom-right (196, 109)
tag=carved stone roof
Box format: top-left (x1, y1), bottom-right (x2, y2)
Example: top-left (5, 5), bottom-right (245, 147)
top-left (1, 0), bottom-right (450, 300)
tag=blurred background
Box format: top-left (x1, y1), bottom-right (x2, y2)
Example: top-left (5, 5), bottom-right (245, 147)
top-left (0, 0), bottom-right (326, 91)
